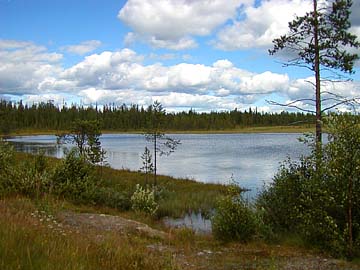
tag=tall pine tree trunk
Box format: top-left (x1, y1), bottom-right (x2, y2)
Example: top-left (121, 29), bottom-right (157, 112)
top-left (313, 0), bottom-right (322, 145)
top-left (348, 174), bottom-right (353, 258)
top-left (154, 134), bottom-right (157, 186)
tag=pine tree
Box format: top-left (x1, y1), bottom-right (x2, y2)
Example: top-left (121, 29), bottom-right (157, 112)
top-left (269, 0), bottom-right (359, 143)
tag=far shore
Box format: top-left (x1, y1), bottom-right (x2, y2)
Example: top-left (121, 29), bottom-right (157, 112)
top-left (4, 125), bottom-right (315, 137)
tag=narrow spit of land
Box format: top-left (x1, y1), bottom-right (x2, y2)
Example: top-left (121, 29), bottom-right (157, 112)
top-left (5, 125), bottom-right (315, 136)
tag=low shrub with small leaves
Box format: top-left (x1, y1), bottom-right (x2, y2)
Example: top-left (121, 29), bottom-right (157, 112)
top-left (89, 187), bottom-right (131, 210)
top-left (51, 149), bottom-right (98, 202)
top-left (0, 139), bottom-right (16, 195)
top-left (211, 184), bottom-right (256, 242)
top-left (131, 184), bottom-right (158, 216)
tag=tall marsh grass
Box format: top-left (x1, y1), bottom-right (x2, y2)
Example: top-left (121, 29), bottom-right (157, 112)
top-left (99, 166), bottom-right (227, 218)
top-left (11, 152), bottom-right (227, 219)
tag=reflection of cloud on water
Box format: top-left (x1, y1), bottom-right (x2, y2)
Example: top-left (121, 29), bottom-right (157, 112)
top-left (9, 142), bottom-right (66, 159)
top-left (105, 149), bottom-right (141, 170)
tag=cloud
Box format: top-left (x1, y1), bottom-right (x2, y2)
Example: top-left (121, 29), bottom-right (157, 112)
top-left (60, 50), bottom-right (290, 99)
top-left (21, 93), bottom-right (68, 105)
top-left (118, 0), bottom-right (251, 50)
top-left (281, 78), bottom-right (360, 113)
top-left (154, 92), bottom-right (241, 111)
top-left (60, 48), bottom-right (144, 87)
top-left (214, 0), bottom-right (312, 50)
top-left (350, 0), bottom-right (360, 27)
top-left (61, 40), bottom-right (102, 55)
top-left (125, 32), bottom-right (197, 50)
top-left (119, 0), bottom-right (360, 51)
top-left (240, 71), bottom-right (289, 94)
top-left (1, 40), bottom-right (358, 113)
top-left (0, 39), bottom-right (63, 94)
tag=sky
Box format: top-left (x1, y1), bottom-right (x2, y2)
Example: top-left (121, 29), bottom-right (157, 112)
top-left (1, 0), bottom-right (360, 113)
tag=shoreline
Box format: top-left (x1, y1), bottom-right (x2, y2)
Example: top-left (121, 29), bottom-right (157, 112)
top-left (4, 125), bottom-right (315, 137)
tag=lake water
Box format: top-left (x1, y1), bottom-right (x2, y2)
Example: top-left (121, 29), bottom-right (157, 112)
top-left (8, 133), bottom-right (309, 197)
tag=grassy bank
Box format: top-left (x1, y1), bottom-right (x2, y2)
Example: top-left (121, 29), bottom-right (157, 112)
top-left (6, 125), bottom-right (315, 136)
top-left (14, 152), bottom-right (227, 218)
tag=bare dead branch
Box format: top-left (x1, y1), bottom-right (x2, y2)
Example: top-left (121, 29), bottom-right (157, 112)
top-left (266, 100), bottom-right (316, 114)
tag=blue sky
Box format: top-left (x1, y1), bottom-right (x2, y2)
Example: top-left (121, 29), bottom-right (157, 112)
top-left (1, 0), bottom-right (359, 112)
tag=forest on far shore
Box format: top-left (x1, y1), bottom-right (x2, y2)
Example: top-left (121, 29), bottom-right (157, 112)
top-left (0, 99), bottom-right (316, 134)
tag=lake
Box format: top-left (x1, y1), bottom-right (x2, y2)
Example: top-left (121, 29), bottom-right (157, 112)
top-left (8, 133), bottom-right (309, 197)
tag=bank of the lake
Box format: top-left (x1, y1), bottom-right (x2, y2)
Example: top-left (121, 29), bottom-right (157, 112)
top-left (5, 125), bottom-right (315, 137)
top-left (9, 132), bottom-right (310, 198)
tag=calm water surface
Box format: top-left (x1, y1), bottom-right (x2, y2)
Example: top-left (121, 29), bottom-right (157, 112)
top-left (8, 133), bottom-right (308, 196)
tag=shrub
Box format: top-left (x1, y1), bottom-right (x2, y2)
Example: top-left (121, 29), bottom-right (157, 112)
top-left (131, 184), bottom-right (158, 216)
top-left (257, 114), bottom-right (360, 257)
top-left (211, 185), bottom-right (256, 242)
top-left (88, 187), bottom-right (131, 211)
top-left (51, 149), bottom-right (97, 201)
top-left (0, 139), bottom-right (16, 195)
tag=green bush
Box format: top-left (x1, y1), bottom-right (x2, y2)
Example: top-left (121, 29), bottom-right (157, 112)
top-left (256, 158), bottom-right (311, 232)
top-left (51, 149), bottom-right (97, 201)
top-left (88, 187), bottom-right (131, 210)
top-left (257, 114), bottom-right (360, 257)
top-left (211, 186), bottom-right (256, 242)
top-left (0, 139), bottom-right (16, 195)
top-left (0, 143), bottom-right (53, 198)
top-left (131, 184), bottom-right (158, 216)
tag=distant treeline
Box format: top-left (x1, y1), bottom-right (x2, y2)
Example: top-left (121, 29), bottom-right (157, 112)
top-left (0, 100), bottom-right (316, 134)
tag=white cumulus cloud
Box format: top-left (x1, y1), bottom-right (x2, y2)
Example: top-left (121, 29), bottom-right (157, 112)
top-left (59, 49), bottom-right (291, 101)
top-left (118, 0), bottom-right (251, 50)
top-left (214, 0), bottom-right (312, 50)
top-left (61, 40), bottom-right (102, 55)
top-left (0, 39), bottom-right (63, 94)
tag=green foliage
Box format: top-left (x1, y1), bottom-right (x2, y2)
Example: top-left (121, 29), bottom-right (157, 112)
top-left (0, 99), bottom-right (317, 134)
top-left (258, 114), bottom-right (360, 257)
top-left (131, 184), bottom-right (159, 216)
top-left (140, 146), bottom-right (154, 185)
top-left (0, 139), bottom-right (16, 195)
top-left (270, 0), bottom-right (359, 73)
top-left (51, 149), bottom-right (98, 201)
top-left (90, 187), bottom-right (131, 211)
top-left (57, 119), bottom-right (106, 165)
top-left (212, 185), bottom-right (256, 242)
top-left (144, 101), bottom-right (181, 185)
top-left (269, 0), bottom-right (359, 143)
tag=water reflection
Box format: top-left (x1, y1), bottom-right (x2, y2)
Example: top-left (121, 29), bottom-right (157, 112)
top-left (10, 141), bottom-right (67, 159)
top-left (163, 212), bottom-right (212, 234)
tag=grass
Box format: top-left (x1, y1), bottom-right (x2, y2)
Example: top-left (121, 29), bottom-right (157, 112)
top-left (2, 196), bottom-right (360, 270)
top-left (13, 152), bottom-right (227, 219)
top-left (0, 197), bottom-right (177, 270)
top-left (6, 125), bottom-right (315, 137)
top-left (98, 166), bottom-right (227, 218)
